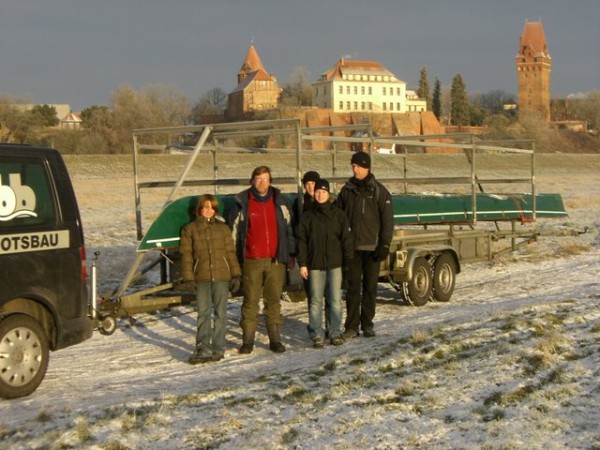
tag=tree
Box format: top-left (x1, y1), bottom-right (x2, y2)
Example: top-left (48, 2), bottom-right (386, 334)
top-left (417, 67), bottom-right (431, 110)
top-left (280, 67), bottom-right (313, 106)
top-left (477, 90), bottom-right (516, 115)
top-left (80, 105), bottom-right (113, 131)
top-left (432, 76), bottom-right (442, 120)
top-left (110, 83), bottom-right (190, 152)
top-left (450, 74), bottom-right (470, 126)
top-left (190, 87), bottom-right (227, 123)
top-left (30, 104), bottom-right (59, 127)
top-left (0, 96), bottom-right (37, 143)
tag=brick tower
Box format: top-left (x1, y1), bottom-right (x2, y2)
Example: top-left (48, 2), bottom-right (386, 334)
top-left (226, 43), bottom-right (280, 120)
top-left (516, 21), bottom-right (552, 121)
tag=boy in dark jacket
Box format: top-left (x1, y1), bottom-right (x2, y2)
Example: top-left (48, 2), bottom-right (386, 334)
top-left (298, 179), bottom-right (354, 348)
top-left (180, 194), bottom-right (241, 364)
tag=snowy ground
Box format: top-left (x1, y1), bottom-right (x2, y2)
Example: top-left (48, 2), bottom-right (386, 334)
top-left (1, 153), bottom-right (599, 449)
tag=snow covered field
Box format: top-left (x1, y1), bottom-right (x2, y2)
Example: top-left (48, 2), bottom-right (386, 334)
top-left (1, 153), bottom-right (599, 449)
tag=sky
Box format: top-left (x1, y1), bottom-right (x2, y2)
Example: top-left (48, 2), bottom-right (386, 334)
top-left (1, 0), bottom-right (599, 112)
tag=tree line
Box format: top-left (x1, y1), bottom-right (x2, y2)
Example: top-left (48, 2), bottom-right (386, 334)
top-left (1, 67), bottom-right (598, 154)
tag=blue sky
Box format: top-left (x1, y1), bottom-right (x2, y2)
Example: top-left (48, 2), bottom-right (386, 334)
top-left (1, 0), bottom-right (598, 111)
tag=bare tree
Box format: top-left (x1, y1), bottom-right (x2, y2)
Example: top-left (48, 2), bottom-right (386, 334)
top-left (190, 88), bottom-right (227, 123)
top-left (281, 67), bottom-right (313, 106)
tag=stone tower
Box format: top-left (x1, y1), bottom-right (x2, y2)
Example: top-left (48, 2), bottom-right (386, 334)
top-left (516, 21), bottom-right (552, 121)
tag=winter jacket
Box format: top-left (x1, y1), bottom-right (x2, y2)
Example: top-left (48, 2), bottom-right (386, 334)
top-left (335, 173), bottom-right (394, 251)
top-left (297, 201), bottom-right (354, 270)
top-left (180, 215), bottom-right (241, 283)
top-left (228, 186), bottom-right (296, 264)
top-left (292, 192), bottom-right (317, 237)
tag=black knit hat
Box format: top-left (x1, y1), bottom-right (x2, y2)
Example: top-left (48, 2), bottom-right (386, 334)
top-left (351, 151), bottom-right (371, 169)
top-left (314, 178), bottom-right (330, 193)
top-left (301, 170), bottom-right (320, 184)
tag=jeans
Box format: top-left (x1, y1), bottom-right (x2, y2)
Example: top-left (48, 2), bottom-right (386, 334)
top-left (307, 267), bottom-right (343, 340)
top-left (344, 250), bottom-right (380, 332)
top-left (195, 280), bottom-right (229, 357)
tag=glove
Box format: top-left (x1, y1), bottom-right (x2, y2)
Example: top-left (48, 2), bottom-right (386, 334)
top-left (372, 244), bottom-right (389, 262)
top-left (229, 276), bottom-right (241, 294)
top-left (179, 280), bottom-right (197, 292)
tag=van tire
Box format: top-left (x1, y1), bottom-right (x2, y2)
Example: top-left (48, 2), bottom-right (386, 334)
top-left (0, 314), bottom-right (50, 399)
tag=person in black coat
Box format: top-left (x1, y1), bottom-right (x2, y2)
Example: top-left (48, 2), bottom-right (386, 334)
top-left (336, 152), bottom-right (394, 339)
top-left (297, 179), bottom-right (354, 348)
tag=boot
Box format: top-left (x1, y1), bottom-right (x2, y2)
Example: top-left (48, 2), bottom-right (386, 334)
top-left (266, 324), bottom-right (286, 353)
top-left (239, 324), bottom-right (256, 354)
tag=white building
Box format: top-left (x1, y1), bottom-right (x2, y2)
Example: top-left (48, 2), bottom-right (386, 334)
top-left (312, 58), bottom-right (426, 114)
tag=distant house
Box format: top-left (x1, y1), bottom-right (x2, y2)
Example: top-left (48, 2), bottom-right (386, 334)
top-left (60, 112), bottom-right (82, 129)
top-left (226, 44), bottom-right (282, 120)
top-left (311, 57), bottom-right (426, 114)
top-left (14, 103), bottom-right (82, 129)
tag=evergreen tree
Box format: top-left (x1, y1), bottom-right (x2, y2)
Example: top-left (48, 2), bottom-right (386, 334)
top-left (432, 76), bottom-right (442, 120)
top-left (417, 67), bottom-right (431, 110)
top-left (450, 73), bottom-right (470, 126)
top-left (30, 104), bottom-right (59, 127)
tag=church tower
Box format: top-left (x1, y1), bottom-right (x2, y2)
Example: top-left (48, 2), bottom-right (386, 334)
top-left (516, 21), bottom-right (552, 121)
top-left (227, 43), bottom-right (280, 120)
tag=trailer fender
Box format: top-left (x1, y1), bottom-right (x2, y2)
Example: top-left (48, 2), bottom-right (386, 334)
top-left (401, 245), bottom-right (460, 281)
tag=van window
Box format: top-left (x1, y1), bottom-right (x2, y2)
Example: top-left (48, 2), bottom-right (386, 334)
top-left (0, 156), bottom-right (57, 230)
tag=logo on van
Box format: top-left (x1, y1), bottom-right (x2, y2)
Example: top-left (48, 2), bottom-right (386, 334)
top-left (0, 173), bottom-right (37, 221)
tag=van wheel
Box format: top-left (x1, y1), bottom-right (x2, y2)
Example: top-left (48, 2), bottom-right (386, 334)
top-left (432, 253), bottom-right (457, 302)
top-left (403, 257), bottom-right (432, 307)
top-left (0, 314), bottom-right (49, 399)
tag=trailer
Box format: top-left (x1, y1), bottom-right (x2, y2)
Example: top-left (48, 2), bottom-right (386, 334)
top-left (93, 119), bottom-right (567, 334)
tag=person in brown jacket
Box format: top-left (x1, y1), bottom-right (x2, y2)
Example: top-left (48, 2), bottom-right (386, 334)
top-left (180, 194), bottom-right (241, 364)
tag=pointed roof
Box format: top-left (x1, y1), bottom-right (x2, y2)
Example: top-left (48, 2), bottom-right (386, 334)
top-left (239, 44), bottom-right (266, 75)
top-left (518, 21), bottom-right (551, 59)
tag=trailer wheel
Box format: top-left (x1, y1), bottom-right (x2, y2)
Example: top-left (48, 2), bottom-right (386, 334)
top-left (98, 315), bottom-right (117, 336)
top-left (0, 314), bottom-right (49, 399)
top-left (403, 257), bottom-right (432, 307)
top-left (432, 253), bottom-right (457, 302)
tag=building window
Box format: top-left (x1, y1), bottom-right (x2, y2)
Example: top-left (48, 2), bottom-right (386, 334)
top-left (383, 87), bottom-right (387, 95)
top-left (390, 102), bottom-right (394, 111)
top-left (383, 103), bottom-right (387, 111)
top-left (339, 85), bottom-right (343, 94)
top-left (354, 101), bottom-right (358, 110)
top-left (368, 87), bottom-right (372, 95)
top-left (347, 101), bottom-right (351, 110)
top-left (397, 87), bottom-right (401, 95)
top-left (339, 101), bottom-right (343, 110)
top-left (369, 102), bottom-right (373, 110)
top-left (361, 86), bottom-right (365, 95)
top-left (354, 86), bottom-right (358, 95)
top-left (346, 86), bottom-right (350, 94)
top-left (397, 103), bottom-right (401, 110)
top-left (361, 102), bottom-right (365, 110)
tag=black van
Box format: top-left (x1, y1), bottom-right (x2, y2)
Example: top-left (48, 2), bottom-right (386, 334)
top-left (0, 144), bottom-right (92, 399)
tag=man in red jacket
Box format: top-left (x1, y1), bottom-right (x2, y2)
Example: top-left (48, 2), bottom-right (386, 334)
top-left (229, 166), bottom-right (296, 354)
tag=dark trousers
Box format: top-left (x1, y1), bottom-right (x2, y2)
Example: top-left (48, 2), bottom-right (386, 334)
top-left (344, 250), bottom-right (379, 332)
